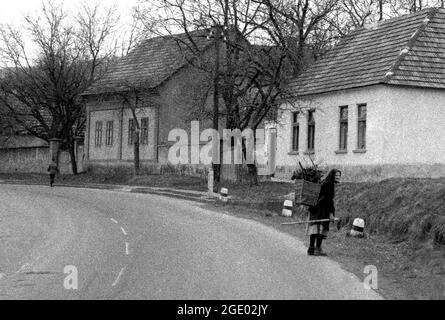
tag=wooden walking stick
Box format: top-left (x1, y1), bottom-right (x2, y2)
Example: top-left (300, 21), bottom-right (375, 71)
top-left (305, 209), bottom-right (310, 236)
top-left (282, 218), bottom-right (342, 230)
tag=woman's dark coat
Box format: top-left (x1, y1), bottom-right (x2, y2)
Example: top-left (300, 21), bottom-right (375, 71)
top-left (308, 180), bottom-right (336, 231)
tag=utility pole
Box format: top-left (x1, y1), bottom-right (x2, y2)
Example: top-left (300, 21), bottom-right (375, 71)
top-left (211, 0), bottom-right (229, 189)
top-left (379, 0), bottom-right (383, 21)
top-left (212, 25), bottom-right (221, 189)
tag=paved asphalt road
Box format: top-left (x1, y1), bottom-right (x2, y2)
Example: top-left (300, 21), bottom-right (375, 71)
top-left (0, 184), bottom-right (382, 300)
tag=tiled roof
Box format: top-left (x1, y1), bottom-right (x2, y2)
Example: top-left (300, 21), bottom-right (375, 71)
top-left (0, 93), bottom-right (52, 136)
top-left (84, 30), bottom-right (213, 95)
top-left (290, 8), bottom-right (445, 96)
top-left (0, 134), bottom-right (48, 149)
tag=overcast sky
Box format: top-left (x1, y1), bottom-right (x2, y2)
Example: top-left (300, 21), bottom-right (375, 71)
top-left (0, 0), bottom-right (138, 25)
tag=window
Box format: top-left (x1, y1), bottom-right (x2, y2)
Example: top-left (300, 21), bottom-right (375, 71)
top-left (106, 121), bottom-right (114, 146)
top-left (339, 106), bottom-right (348, 150)
top-left (307, 110), bottom-right (315, 151)
top-left (95, 121), bottom-right (103, 147)
top-left (357, 104), bottom-right (367, 150)
top-left (128, 119), bottom-right (135, 145)
top-left (141, 117), bottom-right (149, 145)
top-left (291, 112), bottom-right (299, 152)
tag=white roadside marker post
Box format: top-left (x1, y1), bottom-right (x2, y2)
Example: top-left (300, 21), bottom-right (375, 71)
top-left (350, 218), bottom-right (365, 238)
top-left (282, 200), bottom-right (293, 217)
top-left (208, 167), bottom-right (214, 197)
top-left (220, 188), bottom-right (228, 203)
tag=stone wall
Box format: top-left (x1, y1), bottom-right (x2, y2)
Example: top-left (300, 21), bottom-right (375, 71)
top-left (0, 147), bottom-right (49, 173)
top-left (0, 146), bottom-right (82, 174)
top-left (85, 160), bottom-right (210, 179)
top-left (84, 160), bottom-right (272, 183)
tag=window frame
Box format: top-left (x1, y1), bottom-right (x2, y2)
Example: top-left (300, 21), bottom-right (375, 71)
top-left (339, 106), bottom-right (348, 151)
top-left (94, 121), bottom-right (103, 148)
top-left (140, 117), bottom-right (149, 145)
top-left (105, 120), bottom-right (114, 146)
top-left (128, 118), bottom-right (135, 145)
top-left (290, 112), bottom-right (300, 152)
top-left (357, 104), bottom-right (367, 150)
top-left (307, 110), bottom-right (315, 152)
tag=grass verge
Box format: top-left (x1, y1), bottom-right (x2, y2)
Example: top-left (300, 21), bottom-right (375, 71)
top-left (0, 172), bottom-right (208, 191)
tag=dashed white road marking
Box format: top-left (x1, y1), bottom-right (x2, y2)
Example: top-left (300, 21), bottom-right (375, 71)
top-left (17, 263), bottom-right (32, 273)
top-left (107, 218), bottom-right (130, 287)
top-left (16, 255), bottom-right (42, 274)
top-left (112, 267), bottom-right (126, 287)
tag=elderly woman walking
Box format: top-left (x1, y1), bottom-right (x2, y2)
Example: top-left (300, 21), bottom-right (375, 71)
top-left (307, 169), bottom-right (341, 256)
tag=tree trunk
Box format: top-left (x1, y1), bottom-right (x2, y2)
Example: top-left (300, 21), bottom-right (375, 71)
top-left (240, 133), bottom-right (258, 186)
top-left (134, 130), bottom-right (140, 175)
top-left (212, 162), bottom-right (220, 192)
top-left (68, 144), bottom-right (78, 175)
top-left (247, 164), bottom-right (258, 186)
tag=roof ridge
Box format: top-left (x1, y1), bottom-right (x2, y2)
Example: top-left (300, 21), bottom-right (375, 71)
top-left (383, 8), bottom-right (439, 83)
top-left (83, 28), bottom-right (217, 95)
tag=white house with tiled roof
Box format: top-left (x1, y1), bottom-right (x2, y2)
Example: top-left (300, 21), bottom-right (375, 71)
top-left (271, 8), bottom-right (445, 181)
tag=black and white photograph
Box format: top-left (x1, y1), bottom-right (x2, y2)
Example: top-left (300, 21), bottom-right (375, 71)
top-left (0, 0), bottom-right (444, 305)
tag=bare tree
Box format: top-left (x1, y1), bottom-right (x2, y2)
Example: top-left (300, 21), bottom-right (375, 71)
top-left (338, 0), bottom-right (378, 29)
top-left (385, 0), bottom-right (436, 16)
top-left (0, 99), bottom-right (16, 145)
top-left (256, 0), bottom-right (340, 71)
top-left (136, 0), bottom-right (434, 183)
top-left (135, 0), bottom-right (346, 184)
top-left (0, 0), bottom-right (120, 174)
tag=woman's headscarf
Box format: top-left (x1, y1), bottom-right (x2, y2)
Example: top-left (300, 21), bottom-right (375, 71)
top-left (323, 169), bottom-right (341, 184)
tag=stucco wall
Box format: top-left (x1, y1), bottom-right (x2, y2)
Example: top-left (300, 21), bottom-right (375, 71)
top-left (273, 85), bottom-right (386, 166)
top-left (271, 84), bottom-right (445, 180)
top-left (86, 95), bottom-right (159, 162)
top-left (382, 86), bottom-right (445, 164)
top-left (156, 62), bottom-right (215, 164)
top-left (88, 108), bottom-right (122, 161)
top-left (121, 107), bottom-right (157, 161)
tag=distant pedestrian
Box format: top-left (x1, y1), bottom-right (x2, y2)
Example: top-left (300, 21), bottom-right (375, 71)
top-left (47, 158), bottom-right (59, 187)
top-left (307, 169), bottom-right (341, 256)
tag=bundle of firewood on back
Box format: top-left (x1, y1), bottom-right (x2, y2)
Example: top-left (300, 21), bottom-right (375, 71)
top-left (291, 162), bottom-right (323, 207)
top-left (291, 162), bottom-right (323, 184)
